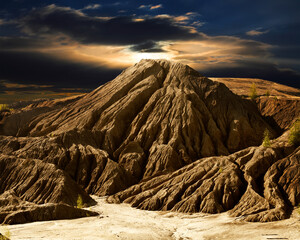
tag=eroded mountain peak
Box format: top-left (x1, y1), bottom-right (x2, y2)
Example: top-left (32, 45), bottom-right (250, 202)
top-left (0, 60), bottom-right (299, 224)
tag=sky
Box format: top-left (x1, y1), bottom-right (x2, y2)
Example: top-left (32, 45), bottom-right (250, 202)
top-left (0, 0), bottom-right (299, 103)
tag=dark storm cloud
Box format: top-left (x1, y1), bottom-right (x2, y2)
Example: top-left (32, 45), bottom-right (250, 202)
top-left (0, 36), bottom-right (55, 49)
top-left (21, 5), bottom-right (198, 45)
top-left (0, 50), bottom-right (122, 91)
top-left (0, 1), bottom-right (298, 95)
top-left (201, 60), bottom-right (300, 89)
top-left (253, 23), bottom-right (300, 65)
top-left (271, 46), bottom-right (300, 61)
top-left (129, 40), bottom-right (166, 52)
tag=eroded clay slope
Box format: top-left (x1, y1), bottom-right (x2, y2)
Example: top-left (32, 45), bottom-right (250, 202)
top-left (0, 190), bottom-right (98, 224)
top-left (1, 60), bottom-right (275, 174)
top-left (1, 59), bottom-right (297, 224)
top-left (211, 77), bottom-right (300, 130)
top-left (0, 154), bottom-right (98, 224)
top-left (108, 135), bottom-right (299, 222)
top-left (256, 97), bottom-right (300, 130)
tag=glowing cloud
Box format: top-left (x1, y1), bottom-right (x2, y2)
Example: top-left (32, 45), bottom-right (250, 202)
top-left (131, 52), bottom-right (173, 63)
top-left (246, 29), bottom-right (269, 36)
top-left (174, 16), bottom-right (189, 22)
top-left (138, 5), bottom-right (147, 9)
top-left (139, 4), bottom-right (163, 10)
top-left (150, 4), bottom-right (163, 10)
top-left (83, 4), bottom-right (101, 10)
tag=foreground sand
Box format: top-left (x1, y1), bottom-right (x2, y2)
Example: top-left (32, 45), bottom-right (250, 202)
top-left (4, 196), bottom-right (300, 240)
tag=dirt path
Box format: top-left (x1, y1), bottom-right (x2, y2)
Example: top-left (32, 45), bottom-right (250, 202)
top-left (4, 196), bottom-right (300, 240)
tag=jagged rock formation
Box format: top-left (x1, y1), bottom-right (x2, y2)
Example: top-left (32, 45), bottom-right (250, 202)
top-left (256, 97), bottom-right (300, 130)
top-left (0, 190), bottom-right (98, 224)
top-left (230, 144), bottom-right (299, 221)
top-left (0, 136), bottom-right (135, 196)
top-left (0, 59), bottom-right (275, 169)
top-left (0, 59), bottom-right (299, 223)
top-left (0, 154), bottom-right (94, 206)
top-left (0, 154), bottom-right (98, 224)
top-left (108, 135), bottom-right (299, 222)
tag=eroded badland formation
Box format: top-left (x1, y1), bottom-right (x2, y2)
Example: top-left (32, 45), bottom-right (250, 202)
top-left (0, 60), bottom-right (299, 226)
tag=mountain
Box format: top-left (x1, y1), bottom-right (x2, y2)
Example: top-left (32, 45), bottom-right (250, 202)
top-left (0, 59), bottom-right (299, 224)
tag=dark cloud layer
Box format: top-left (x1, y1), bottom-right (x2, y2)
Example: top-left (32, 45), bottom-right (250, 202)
top-left (129, 40), bottom-right (165, 52)
top-left (0, 36), bottom-right (54, 49)
top-left (0, 50), bottom-right (122, 91)
top-left (0, 1), bottom-right (298, 103)
top-left (22, 5), bottom-right (198, 45)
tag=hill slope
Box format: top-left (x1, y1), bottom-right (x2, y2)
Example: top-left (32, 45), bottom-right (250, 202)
top-left (0, 60), bottom-right (299, 223)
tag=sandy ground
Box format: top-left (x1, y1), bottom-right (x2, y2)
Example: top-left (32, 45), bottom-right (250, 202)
top-left (3, 196), bottom-right (300, 240)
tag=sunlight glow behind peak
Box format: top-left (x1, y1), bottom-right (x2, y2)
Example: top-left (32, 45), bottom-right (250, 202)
top-left (131, 52), bottom-right (174, 63)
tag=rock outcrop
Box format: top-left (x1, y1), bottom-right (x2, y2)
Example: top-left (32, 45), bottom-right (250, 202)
top-left (0, 154), bottom-right (95, 206)
top-left (0, 59), bottom-right (275, 169)
top-left (0, 59), bottom-right (298, 223)
top-left (256, 97), bottom-right (300, 130)
top-left (0, 190), bottom-right (98, 224)
top-left (108, 136), bottom-right (299, 222)
top-left (0, 154), bottom-right (98, 224)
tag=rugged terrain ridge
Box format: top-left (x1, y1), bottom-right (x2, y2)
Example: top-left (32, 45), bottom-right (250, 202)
top-left (0, 59), bottom-right (299, 224)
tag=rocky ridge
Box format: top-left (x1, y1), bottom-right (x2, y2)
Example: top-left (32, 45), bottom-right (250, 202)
top-left (108, 133), bottom-right (299, 222)
top-left (0, 59), bottom-right (299, 224)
